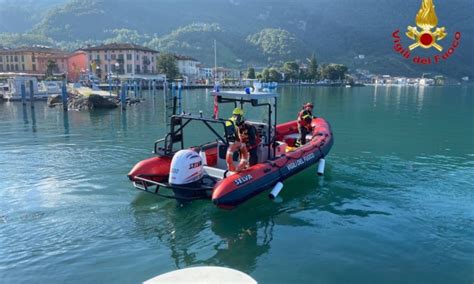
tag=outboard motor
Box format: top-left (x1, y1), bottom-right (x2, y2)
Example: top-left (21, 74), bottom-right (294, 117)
top-left (168, 149), bottom-right (203, 186)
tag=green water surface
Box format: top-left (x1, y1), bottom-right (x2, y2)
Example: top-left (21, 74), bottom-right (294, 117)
top-left (0, 85), bottom-right (472, 283)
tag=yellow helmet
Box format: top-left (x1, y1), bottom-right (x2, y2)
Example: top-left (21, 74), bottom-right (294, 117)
top-left (232, 107), bottom-right (244, 116)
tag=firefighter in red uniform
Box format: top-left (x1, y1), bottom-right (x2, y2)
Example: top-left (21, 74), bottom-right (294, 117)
top-left (296, 102), bottom-right (314, 146)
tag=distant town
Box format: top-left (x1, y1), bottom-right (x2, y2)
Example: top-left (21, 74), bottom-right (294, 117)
top-left (0, 42), bottom-right (469, 100)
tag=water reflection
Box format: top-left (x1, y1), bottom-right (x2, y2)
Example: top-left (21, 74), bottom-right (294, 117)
top-left (22, 105), bottom-right (29, 125)
top-left (128, 166), bottom-right (389, 274)
top-left (31, 106), bottom-right (36, 133)
top-left (63, 111), bottom-right (70, 135)
top-left (130, 196), bottom-right (276, 273)
top-left (416, 85), bottom-right (425, 113)
top-left (121, 110), bottom-right (127, 133)
top-left (373, 85), bottom-right (378, 108)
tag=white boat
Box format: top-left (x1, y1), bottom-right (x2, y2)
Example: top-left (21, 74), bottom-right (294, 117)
top-left (3, 76), bottom-right (50, 101)
top-left (38, 81), bottom-right (62, 95)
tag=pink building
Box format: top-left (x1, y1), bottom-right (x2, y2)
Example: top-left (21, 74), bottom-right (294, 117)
top-left (67, 51), bottom-right (88, 82)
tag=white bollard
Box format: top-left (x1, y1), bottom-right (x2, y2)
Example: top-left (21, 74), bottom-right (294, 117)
top-left (269, 182), bottom-right (284, 199)
top-left (317, 158), bottom-right (326, 176)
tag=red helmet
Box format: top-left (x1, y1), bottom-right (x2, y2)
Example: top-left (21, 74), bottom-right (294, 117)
top-left (303, 102), bottom-right (314, 109)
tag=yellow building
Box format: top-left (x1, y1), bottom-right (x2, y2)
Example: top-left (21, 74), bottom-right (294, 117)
top-left (0, 46), bottom-right (69, 76)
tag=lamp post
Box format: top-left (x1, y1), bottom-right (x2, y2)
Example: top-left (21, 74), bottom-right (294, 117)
top-left (95, 65), bottom-right (100, 88)
top-left (115, 62), bottom-right (120, 94)
top-left (108, 72), bottom-right (112, 96)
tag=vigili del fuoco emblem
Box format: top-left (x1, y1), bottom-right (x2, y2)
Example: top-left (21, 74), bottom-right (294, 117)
top-left (406, 0), bottom-right (446, 51)
top-left (392, 0), bottom-right (461, 65)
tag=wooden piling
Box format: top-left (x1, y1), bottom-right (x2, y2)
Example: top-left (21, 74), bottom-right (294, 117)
top-left (29, 80), bottom-right (34, 108)
top-left (61, 80), bottom-right (68, 111)
top-left (21, 83), bottom-right (26, 105)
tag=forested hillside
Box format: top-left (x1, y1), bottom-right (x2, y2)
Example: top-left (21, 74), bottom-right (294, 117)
top-left (0, 0), bottom-right (472, 78)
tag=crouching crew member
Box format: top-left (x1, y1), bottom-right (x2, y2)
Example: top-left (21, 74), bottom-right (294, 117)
top-left (225, 108), bottom-right (259, 172)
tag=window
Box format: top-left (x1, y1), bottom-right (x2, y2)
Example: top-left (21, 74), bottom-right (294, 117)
top-left (127, 64), bottom-right (132, 73)
top-left (15, 64), bottom-right (19, 71)
top-left (136, 54), bottom-right (140, 60)
top-left (126, 54), bottom-right (132, 60)
top-left (136, 65), bottom-right (140, 73)
top-left (10, 55), bottom-right (13, 62)
top-left (96, 54), bottom-right (100, 60)
top-left (32, 54), bottom-right (35, 62)
top-left (89, 54), bottom-right (93, 61)
top-left (104, 54), bottom-right (108, 60)
top-left (21, 55), bottom-right (24, 62)
top-left (0, 56), bottom-right (2, 62)
top-left (118, 54), bottom-right (124, 60)
top-left (6, 56), bottom-right (9, 62)
top-left (6, 65), bottom-right (9, 71)
top-left (0, 65), bottom-right (3, 71)
top-left (32, 64), bottom-right (36, 71)
top-left (104, 64), bottom-right (108, 73)
top-left (111, 54), bottom-right (116, 60)
top-left (22, 64), bottom-right (25, 71)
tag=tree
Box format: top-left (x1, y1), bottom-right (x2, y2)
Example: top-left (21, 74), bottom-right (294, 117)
top-left (45, 59), bottom-right (58, 78)
top-left (321, 64), bottom-right (348, 81)
top-left (247, 67), bottom-right (256, 79)
top-left (298, 68), bottom-right (309, 81)
top-left (268, 68), bottom-right (282, 82)
top-left (282, 61), bottom-right (299, 82)
top-left (261, 68), bottom-right (270, 82)
top-left (156, 53), bottom-right (179, 81)
top-left (307, 54), bottom-right (318, 82)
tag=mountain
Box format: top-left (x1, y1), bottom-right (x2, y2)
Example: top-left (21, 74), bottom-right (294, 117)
top-left (0, 0), bottom-right (66, 33)
top-left (1, 0), bottom-right (473, 78)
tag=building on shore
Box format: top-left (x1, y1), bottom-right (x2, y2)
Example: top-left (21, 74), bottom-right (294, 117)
top-left (67, 50), bottom-right (88, 82)
top-left (213, 67), bottom-right (242, 84)
top-left (174, 55), bottom-right (200, 83)
top-left (75, 43), bottom-right (160, 81)
top-left (0, 46), bottom-right (69, 77)
top-left (198, 66), bottom-right (214, 84)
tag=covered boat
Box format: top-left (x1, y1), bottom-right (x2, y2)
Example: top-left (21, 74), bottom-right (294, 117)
top-left (128, 90), bottom-right (333, 209)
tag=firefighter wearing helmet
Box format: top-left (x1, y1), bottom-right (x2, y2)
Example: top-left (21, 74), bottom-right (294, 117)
top-left (296, 103), bottom-right (315, 146)
top-left (225, 107), bottom-right (258, 172)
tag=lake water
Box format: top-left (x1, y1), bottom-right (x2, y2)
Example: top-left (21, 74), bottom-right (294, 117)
top-left (0, 85), bottom-right (473, 283)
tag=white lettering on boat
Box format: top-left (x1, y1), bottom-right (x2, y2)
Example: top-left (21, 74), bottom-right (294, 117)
top-left (286, 153), bottom-right (316, 171)
top-left (234, 174), bottom-right (253, 186)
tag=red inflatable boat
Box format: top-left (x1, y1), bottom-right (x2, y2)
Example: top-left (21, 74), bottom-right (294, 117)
top-left (128, 91), bottom-right (333, 209)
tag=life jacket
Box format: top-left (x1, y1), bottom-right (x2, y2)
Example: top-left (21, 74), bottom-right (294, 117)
top-left (297, 109), bottom-right (313, 128)
top-left (225, 116), bottom-right (238, 141)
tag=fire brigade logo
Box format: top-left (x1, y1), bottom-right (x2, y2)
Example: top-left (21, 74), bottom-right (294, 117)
top-left (392, 0), bottom-right (461, 65)
top-left (406, 0), bottom-right (446, 51)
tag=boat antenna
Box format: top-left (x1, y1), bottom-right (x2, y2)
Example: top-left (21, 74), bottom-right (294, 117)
top-left (214, 39), bottom-right (217, 83)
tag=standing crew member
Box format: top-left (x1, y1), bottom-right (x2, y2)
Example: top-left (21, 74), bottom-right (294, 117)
top-left (296, 103), bottom-right (314, 146)
top-left (225, 107), bottom-right (243, 142)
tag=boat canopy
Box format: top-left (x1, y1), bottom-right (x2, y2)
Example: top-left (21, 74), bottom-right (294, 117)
top-left (211, 91), bottom-right (278, 101)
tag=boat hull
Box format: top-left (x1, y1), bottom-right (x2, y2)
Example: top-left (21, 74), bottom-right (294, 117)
top-left (212, 118), bottom-right (333, 208)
